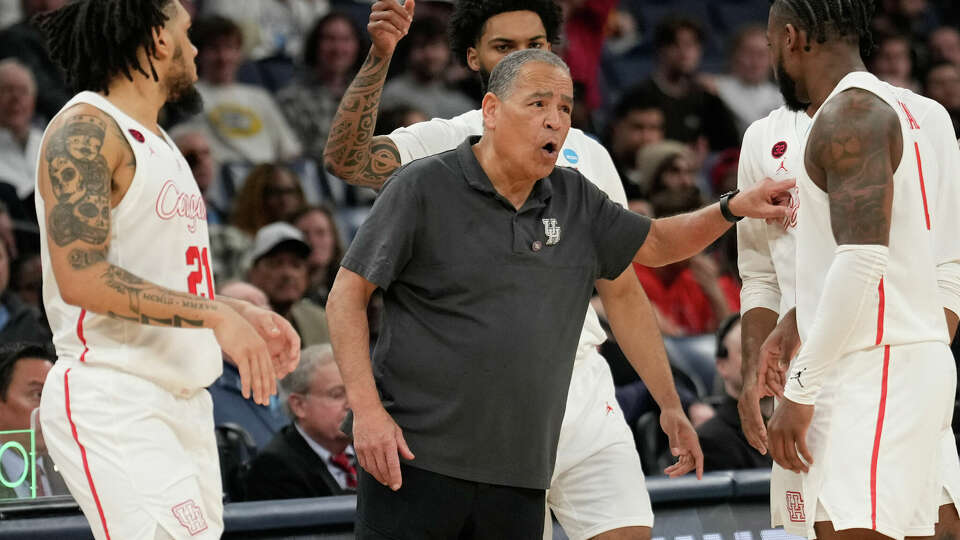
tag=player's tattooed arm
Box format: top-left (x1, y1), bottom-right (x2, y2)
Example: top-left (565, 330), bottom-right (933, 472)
top-left (323, 50), bottom-right (402, 189)
top-left (805, 89), bottom-right (901, 246)
top-left (39, 106), bottom-right (223, 330)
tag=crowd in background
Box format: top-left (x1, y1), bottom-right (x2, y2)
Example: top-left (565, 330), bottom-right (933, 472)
top-left (0, 0), bottom-right (959, 502)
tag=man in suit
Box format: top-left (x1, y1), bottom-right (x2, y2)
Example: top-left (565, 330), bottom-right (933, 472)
top-left (244, 343), bottom-right (353, 500)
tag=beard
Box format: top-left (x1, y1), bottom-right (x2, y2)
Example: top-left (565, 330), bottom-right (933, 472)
top-left (478, 65), bottom-right (491, 94)
top-left (164, 45), bottom-right (204, 118)
top-left (775, 60), bottom-right (808, 112)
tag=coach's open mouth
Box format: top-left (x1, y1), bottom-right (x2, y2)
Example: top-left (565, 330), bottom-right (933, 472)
top-left (541, 141), bottom-right (558, 159)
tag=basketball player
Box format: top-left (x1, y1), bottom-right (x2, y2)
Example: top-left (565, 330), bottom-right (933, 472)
top-left (758, 1), bottom-right (960, 538)
top-left (324, 1), bottom-right (704, 539)
top-left (33, 1), bottom-right (299, 539)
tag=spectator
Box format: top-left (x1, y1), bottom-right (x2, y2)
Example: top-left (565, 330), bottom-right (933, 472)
top-left (558, 0), bottom-right (618, 112)
top-left (712, 25), bottom-right (783, 135)
top-left (230, 163), bottom-right (306, 237)
top-left (203, 0), bottom-right (330, 60)
top-left (184, 15), bottom-right (302, 166)
top-left (0, 0), bottom-right (69, 122)
top-left (870, 33), bottom-right (920, 92)
top-left (374, 104), bottom-right (429, 137)
top-left (292, 205), bottom-right (344, 306)
top-left (929, 26), bottom-right (960, 66)
top-left (620, 17), bottom-right (740, 153)
top-left (632, 191), bottom-right (739, 337)
top-left (172, 128), bottom-right (226, 224)
top-left (0, 342), bottom-right (67, 498)
top-left (925, 62), bottom-right (960, 136)
top-left (0, 59), bottom-right (42, 199)
top-left (0, 239), bottom-right (50, 344)
top-left (696, 315), bottom-right (772, 472)
top-left (10, 251), bottom-right (40, 312)
top-left (244, 343), bottom-right (354, 500)
top-left (872, 0), bottom-right (940, 45)
top-left (247, 222), bottom-right (330, 346)
top-left (208, 281), bottom-right (287, 450)
top-left (277, 12), bottom-right (363, 165)
top-left (382, 17), bottom-right (475, 119)
top-left (628, 140), bottom-right (703, 205)
top-left (605, 93), bottom-right (665, 194)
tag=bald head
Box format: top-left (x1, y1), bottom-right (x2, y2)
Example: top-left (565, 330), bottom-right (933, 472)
top-left (0, 60), bottom-right (37, 137)
top-left (219, 281), bottom-right (270, 309)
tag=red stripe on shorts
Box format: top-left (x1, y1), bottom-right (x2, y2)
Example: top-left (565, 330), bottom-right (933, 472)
top-left (875, 279), bottom-right (885, 345)
top-left (64, 368), bottom-right (111, 540)
top-left (76, 309), bottom-right (89, 362)
top-left (914, 142), bottom-right (931, 230)
top-left (870, 345), bottom-right (891, 531)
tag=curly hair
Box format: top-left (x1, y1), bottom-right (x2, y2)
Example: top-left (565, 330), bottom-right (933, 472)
top-left (448, 0), bottom-right (563, 67)
top-left (230, 164), bottom-right (306, 236)
top-left (36, 0), bottom-right (176, 94)
top-left (770, 0), bottom-right (876, 54)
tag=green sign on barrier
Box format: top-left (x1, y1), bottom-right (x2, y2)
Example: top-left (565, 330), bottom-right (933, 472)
top-left (0, 428), bottom-right (36, 500)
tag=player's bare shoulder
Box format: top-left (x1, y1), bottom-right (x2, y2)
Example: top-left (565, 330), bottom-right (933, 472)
top-left (38, 103), bottom-right (136, 247)
top-left (805, 88), bottom-right (901, 246)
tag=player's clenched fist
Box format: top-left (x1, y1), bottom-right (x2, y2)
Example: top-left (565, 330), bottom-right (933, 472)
top-left (369, 0), bottom-right (415, 56)
top-left (214, 307), bottom-right (278, 406)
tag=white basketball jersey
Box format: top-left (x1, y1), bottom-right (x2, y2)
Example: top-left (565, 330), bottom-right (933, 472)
top-left (37, 92), bottom-right (222, 396)
top-left (738, 106), bottom-right (811, 317)
top-left (796, 72), bottom-right (953, 348)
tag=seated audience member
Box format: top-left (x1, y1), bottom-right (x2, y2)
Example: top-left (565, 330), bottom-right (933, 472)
top-left (621, 17), bottom-right (740, 152)
top-left (247, 222), bottom-right (330, 346)
top-left (629, 140), bottom-right (703, 206)
top-left (0, 342), bottom-right (67, 498)
top-left (172, 127), bottom-right (225, 224)
top-left (208, 282), bottom-right (286, 450)
top-left (277, 12), bottom-right (363, 165)
top-left (869, 33), bottom-right (920, 93)
top-left (292, 206), bottom-right (344, 306)
top-left (0, 59), bottom-right (42, 199)
top-left (696, 315), bottom-right (772, 471)
top-left (0, 239), bottom-right (50, 343)
top-left (711, 25), bottom-right (783, 135)
top-left (184, 15), bottom-right (302, 166)
top-left (633, 192), bottom-right (739, 337)
top-left (0, 0), bottom-right (69, 121)
top-left (605, 93), bottom-right (665, 194)
top-left (231, 163), bottom-right (306, 237)
top-left (929, 26), bottom-right (960, 66)
top-left (925, 62), bottom-right (960, 136)
top-left (382, 17), bottom-right (475, 119)
top-left (10, 251), bottom-right (41, 312)
top-left (244, 343), bottom-right (354, 500)
top-left (202, 0), bottom-right (330, 60)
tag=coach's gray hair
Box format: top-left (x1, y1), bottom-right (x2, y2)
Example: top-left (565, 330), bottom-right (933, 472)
top-left (280, 343), bottom-right (336, 419)
top-left (487, 49), bottom-right (570, 99)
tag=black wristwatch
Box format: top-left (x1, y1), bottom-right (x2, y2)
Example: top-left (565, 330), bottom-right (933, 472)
top-left (719, 189), bottom-right (744, 223)
top-left (720, 189), bottom-right (743, 223)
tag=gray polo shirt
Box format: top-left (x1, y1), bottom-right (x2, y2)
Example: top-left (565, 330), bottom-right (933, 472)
top-left (341, 136), bottom-right (652, 489)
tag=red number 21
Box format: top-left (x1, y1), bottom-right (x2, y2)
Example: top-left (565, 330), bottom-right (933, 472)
top-left (186, 246), bottom-right (215, 299)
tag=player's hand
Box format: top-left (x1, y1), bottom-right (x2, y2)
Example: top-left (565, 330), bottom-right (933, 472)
top-left (738, 382), bottom-right (769, 454)
top-left (369, 0), bottom-right (415, 57)
top-left (353, 405), bottom-right (415, 490)
top-left (660, 407), bottom-right (704, 479)
top-left (729, 177), bottom-right (796, 221)
top-left (767, 397), bottom-right (814, 473)
top-left (758, 311), bottom-right (801, 398)
top-left (214, 307), bottom-right (277, 406)
top-left (236, 303), bottom-right (301, 379)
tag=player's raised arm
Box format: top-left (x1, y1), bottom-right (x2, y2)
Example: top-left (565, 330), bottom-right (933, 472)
top-left (38, 105), bottom-right (277, 404)
top-left (323, 0), bottom-right (414, 188)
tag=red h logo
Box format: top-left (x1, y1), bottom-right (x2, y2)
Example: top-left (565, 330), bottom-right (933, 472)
top-left (786, 491), bottom-right (806, 522)
top-left (172, 500), bottom-right (208, 536)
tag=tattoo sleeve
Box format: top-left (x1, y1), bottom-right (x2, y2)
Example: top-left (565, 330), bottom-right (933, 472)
top-left (806, 89), bottom-right (900, 246)
top-left (323, 50), bottom-right (401, 189)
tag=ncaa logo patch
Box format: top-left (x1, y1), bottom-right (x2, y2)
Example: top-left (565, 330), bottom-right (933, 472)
top-left (128, 129), bottom-right (145, 143)
top-left (562, 148), bottom-right (579, 164)
top-left (772, 141), bottom-right (788, 159)
top-left (172, 499), bottom-right (208, 536)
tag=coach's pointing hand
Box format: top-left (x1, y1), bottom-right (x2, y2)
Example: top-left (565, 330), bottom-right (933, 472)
top-left (354, 405), bottom-right (415, 490)
top-left (729, 177), bottom-right (796, 221)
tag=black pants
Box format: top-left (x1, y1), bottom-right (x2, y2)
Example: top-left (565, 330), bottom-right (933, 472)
top-left (355, 463), bottom-right (545, 539)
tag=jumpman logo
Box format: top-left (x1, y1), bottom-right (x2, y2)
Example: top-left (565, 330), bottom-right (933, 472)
top-left (604, 402), bottom-right (614, 416)
top-left (777, 160), bottom-right (788, 174)
top-left (789, 368), bottom-right (807, 388)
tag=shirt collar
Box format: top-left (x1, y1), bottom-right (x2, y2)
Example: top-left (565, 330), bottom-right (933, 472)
top-left (456, 136), bottom-right (554, 211)
top-left (294, 421), bottom-right (354, 462)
